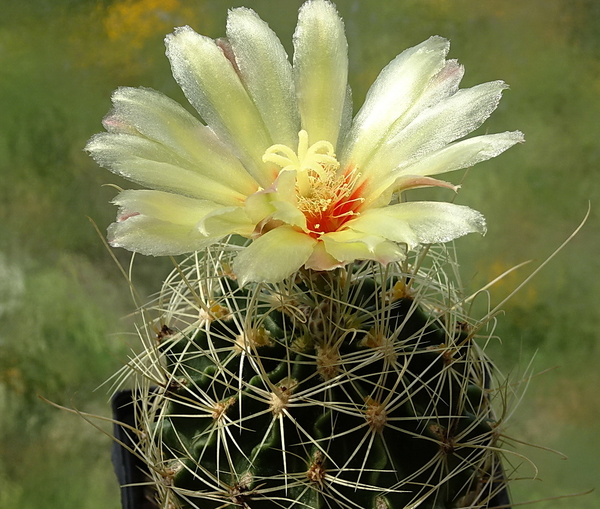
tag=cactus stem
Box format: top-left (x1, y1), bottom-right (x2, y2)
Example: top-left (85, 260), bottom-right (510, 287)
top-left (105, 243), bottom-right (534, 508)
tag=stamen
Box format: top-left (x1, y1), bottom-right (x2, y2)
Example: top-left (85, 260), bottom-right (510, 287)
top-left (261, 131), bottom-right (366, 237)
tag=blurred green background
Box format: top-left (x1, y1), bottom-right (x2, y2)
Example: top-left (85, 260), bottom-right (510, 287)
top-left (0, 0), bottom-right (598, 507)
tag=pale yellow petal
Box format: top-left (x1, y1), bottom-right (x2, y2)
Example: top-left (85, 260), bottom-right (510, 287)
top-left (234, 226), bottom-right (317, 284)
top-left (365, 175), bottom-right (459, 209)
top-left (346, 211), bottom-right (419, 250)
top-left (112, 189), bottom-right (220, 225)
top-left (321, 230), bottom-right (405, 265)
top-left (86, 132), bottom-right (248, 205)
top-left (227, 7), bottom-right (300, 148)
top-left (100, 86), bottom-right (259, 196)
top-left (341, 36), bottom-right (450, 171)
top-left (304, 241), bottom-right (345, 271)
top-left (348, 201), bottom-right (486, 247)
top-left (396, 131), bottom-right (525, 177)
top-left (244, 171), bottom-right (306, 228)
top-left (108, 190), bottom-right (223, 255)
top-left (368, 81), bottom-right (509, 178)
top-left (108, 216), bottom-right (218, 256)
top-left (293, 0), bottom-right (348, 146)
top-left (375, 58), bottom-right (465, 149)
top-left (198, 207), bottom-right (254, 238)
top-left (165, 26), bottom-right (276, 186)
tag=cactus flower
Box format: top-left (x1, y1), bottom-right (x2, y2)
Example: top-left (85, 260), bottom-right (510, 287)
top-left (87, 0), bottom-right (523, 284)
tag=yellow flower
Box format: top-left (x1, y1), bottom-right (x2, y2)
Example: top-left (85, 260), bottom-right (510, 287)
top-left (87, 0), bottom-right (523, 284)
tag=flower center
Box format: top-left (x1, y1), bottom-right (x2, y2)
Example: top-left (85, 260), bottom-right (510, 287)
top-left (263, 130), bottom-right (365, 237)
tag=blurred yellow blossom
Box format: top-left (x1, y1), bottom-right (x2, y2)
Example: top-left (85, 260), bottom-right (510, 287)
top-left (104, 0), bottom-right (196, 49)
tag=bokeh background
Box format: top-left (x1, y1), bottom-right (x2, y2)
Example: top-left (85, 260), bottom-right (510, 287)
top-left (1, 0), bottom-right (598, 507)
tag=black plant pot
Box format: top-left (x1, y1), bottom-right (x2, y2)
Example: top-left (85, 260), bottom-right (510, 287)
top-left (111, 390), bottom-right (158, 509)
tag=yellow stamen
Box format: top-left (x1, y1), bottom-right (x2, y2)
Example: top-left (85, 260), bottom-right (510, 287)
top-left (262, 131), bottom-right (364, 236)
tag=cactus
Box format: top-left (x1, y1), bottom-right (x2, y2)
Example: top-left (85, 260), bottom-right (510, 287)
top-left (89, 1), bottom-right (528, 507)
top-left (122, 245), bottom-right (511, 509)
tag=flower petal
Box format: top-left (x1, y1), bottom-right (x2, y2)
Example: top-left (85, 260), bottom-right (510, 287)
top-left (367, 175), bottom-right (459, 210)
top-left (304, 241), bottom-right (345, 271)
top-left (97, 86), bottom-right (259, 196)
top-left (321, 230), bottom-right (405, 265)
top-left (369, 80), bottom-right (509, 177)
top-left (108, 190), bottom-right (223, 255)
top-left (244, 171), bottom-right (306, 228)
top-left (338, 83), bottom-right (354, 151)
top-left (198, 207), bottom-right (255, 238)
top-left (397, 130), bottom-right (525, 177)
top-left (383, 58), bottom-right (465, 142)
top-left (349, 201), bottom-right (486, 246)
top-left (393, 176), bottom-right (459, 192)
top-left (364, 131), bottom-right (524, 205)
top-left (346, 59), bottom-right (465, 198)
top-left (234, 226), bottom-right (317, 284)
top-left (341, 36), bottom-right (450, 170)
top-left (227, 7), bottom-right (300, 149)
top-left (165, 26), bottom-right (276, 186)
top-left (112, 189), bottom-right (218, 226)
top-left (293, 0), bottom-right (348, 146)
top-left (86, 132), bottom-right (249, 205)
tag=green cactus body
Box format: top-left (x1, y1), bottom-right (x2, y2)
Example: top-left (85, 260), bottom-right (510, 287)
top-left (132, 248), bottom-right (507, 509)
